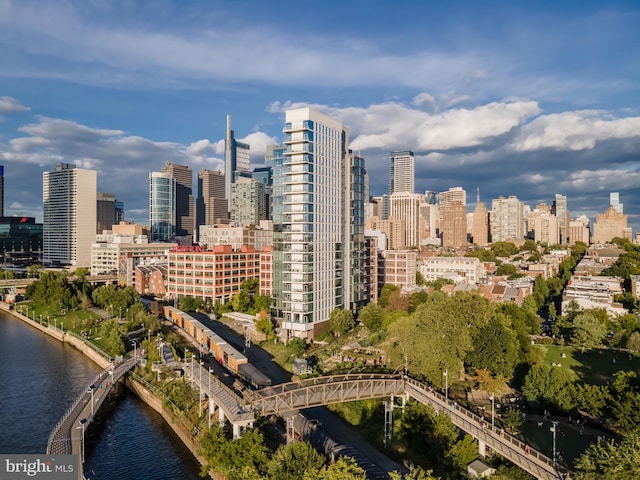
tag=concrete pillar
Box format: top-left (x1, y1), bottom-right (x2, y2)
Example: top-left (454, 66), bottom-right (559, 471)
top-left (232, 423), bottom-right (241, 439)
top-left (478, 440), bottom-right (486, 457)
top-left (209, 397), bottom-right (215, 413)
top-left (219, 407), bottom-right (225, 426)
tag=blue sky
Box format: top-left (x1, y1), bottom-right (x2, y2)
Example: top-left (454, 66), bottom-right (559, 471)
top-left (1, 0), bottom-right (639, 234)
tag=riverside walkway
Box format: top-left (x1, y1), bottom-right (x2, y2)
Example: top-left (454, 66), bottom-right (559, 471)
top-left (46, 357), bottom-right (137, 476)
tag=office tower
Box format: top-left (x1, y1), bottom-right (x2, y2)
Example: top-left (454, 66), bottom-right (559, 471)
top-left (472, 202), bottom-right (489, 246)
top-left (196, 168), bottom-right (228, 239)
top-left (592, 205), bottom-right (628, 244)
top-left (115, 199), bottom-right (125, 225)
top-left (162, 162), bottom-right (194, 238)
top-left (440, 200), bottom-right (467, 248)
top-left (389, 150), bottom-right (414, 194)
top-left (420, 202), bottom-right (439, 242)
top-left (273, 107), bottom-right (360, 340)
top-left (96, 192), bottom-right (117, 233)
top-left (439, 186), bottom-right (467, 207)
top-left (251, 165), bottom-right (273, 220)
top-left (224, 115), bottom-right (251, 203)
top-left (610, 192), bottom-right (623, 214)
top-left (491, 195), bottom-right (525, 242)
top-left (0, 216), bottom-right (43, 265)
top-left (149, 172), bottom-right (176, 242)
top-left (0, 165), bottom-right (4, 217)
top-left (389, 192), bottom-right (422, 248)
top-left (552, 194), bottom-right (569, 244)
top-left (231, 178), bottom-right (266, 225)
top-left (43, 163), bottom-right (97, 266)
top-left (381, 193), bottom-right (390, 220)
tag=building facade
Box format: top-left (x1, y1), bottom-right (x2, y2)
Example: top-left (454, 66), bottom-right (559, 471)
top-left (472, 202), bottom-right (489, 246)
top-left (224, 115), bottom-right (251, 204)
top-left (272, 107), bottom-right (360, 340)
top-left (0, 216), bottom-right (42, 265)
top-left (389, 150), bottom-right (414, 194)
top-left (419, 256), bottom-right (485, 284)
top-left (199, 222), bottom-right (273, 250)
top-left (552, 194), bottom-right (569, 244)
top-left (592, 205), bottom-right (629, 244)
top-left (389, 192), bottom-right (422, 248)
top-left (149, 171), bottom-right (176, 242)
top-left (43, 163), bottom-right (97, 266)
top-left (167, 245), bottom-right (262, 302)
top-left (491, 195), bottom-right (525, 242)
top-left (230, 177), bottom-right (266, 226)
top-left (440, 200), bottom-right (467, 248)
top-left (196, 168), bottom-right (227, 240)
top-left (162, 162), bottom-right (194, 239)
top-left (382, 250), bottom-right (417, 289)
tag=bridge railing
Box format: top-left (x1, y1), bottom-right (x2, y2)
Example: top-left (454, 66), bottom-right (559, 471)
top-left (404, 376), bottom-right (571, 479)
top-left (254, 373), bottom-right (403, 398)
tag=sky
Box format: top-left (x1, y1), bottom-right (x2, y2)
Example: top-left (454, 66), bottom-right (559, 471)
top-left (1, 0), bottom-right (639, 234)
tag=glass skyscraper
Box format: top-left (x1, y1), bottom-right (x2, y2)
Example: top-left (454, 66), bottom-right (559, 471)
top-left (149, 172), bottom-right (176, 242)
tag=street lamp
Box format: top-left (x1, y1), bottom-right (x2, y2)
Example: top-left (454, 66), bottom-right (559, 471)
top-left (131, 340), bottom-right (137, 360)
top-left (88, 385), bottom-right (96, 417)
top-left (199, 360), bottom-right (204, 417)
top-left (78, 418), bottom-right (88, 464)
top-left (443, 369), bottom-right (448, 401)
top-left (208, 367), bottom-right (212, 429)
top-left (489, 393), bottom-right (495, 427)
top-left (551, 421), bottom-right (558, 464)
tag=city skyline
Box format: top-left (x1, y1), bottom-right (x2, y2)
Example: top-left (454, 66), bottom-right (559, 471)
top-left (0, 1), bottom-right (639, 232)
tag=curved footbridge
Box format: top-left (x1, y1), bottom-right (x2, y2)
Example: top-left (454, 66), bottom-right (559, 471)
top-left (46, 357), bottom-right (137, 476)
top-left (242, 374), bottom-right (572, 480)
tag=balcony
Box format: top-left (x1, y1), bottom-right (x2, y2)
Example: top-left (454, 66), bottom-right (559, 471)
top-left (283, 120), bottom-right (314, 133)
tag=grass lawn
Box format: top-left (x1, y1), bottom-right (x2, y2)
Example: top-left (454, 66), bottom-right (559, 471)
top-left (541, 344), bottom-right (640, 385)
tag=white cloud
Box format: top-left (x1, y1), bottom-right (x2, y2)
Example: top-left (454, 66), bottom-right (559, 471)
top-left (513, 110), bottom-right (640, 151)
top-left (0, 96), bottom-right (30, 120)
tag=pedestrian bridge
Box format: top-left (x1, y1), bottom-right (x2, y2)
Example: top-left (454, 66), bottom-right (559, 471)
top-left (245, 373), bottom-right (571, 480)
top-left (46, 357), bottom-right (137, 476)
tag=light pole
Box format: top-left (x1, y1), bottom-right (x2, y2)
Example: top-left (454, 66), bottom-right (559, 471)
top-left (199, 360), bottom-right (203, 417)
top-left (490, 393), bottom-right (495, 427)
top-left (443, 369), bottom-right (448, 401)
top-left (131, 340), bottom-right (137, 360)
top-left (208, 367), bottom-right (212, 429)
top-left (54, 318), bottom-right (58, 330)
top-left (78, 418), bottom-right (87, 464)
top-left (551, 421), bottom-right (558, 464)
top-left (88, 385), bottom-right (95, 417)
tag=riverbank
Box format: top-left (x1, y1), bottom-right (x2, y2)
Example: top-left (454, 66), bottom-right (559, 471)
top-left (1, 302), bottom-right (215, 479)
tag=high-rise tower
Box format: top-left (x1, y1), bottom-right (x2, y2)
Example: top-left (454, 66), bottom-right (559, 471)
top-left (162, 162), bottom-right (194, 239)
top-left (43, 163), bottom-right (97, 266)
top-left (149, 172), bottom-right (176, 242)
top-left (552, 193), bottom-right (569, 244)
top-left (224, 115), bottom-right (251, 209)
top-left (196, 168), bottom-right (227, 240)
top-left (389, 150), bottom-right (414, 194)
top-left (272, 107), bottom-right (363, 340)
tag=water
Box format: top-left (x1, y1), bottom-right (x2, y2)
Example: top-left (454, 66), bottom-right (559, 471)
top-left (0, 311), bottom-right (202, 479)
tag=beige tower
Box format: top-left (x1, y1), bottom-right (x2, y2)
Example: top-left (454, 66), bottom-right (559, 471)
top-left (472, 202), bottom-right (489, 246)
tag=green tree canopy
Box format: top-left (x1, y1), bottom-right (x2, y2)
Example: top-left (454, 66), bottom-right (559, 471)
top-left (267, 440), bottom-right (324, 480)
top-left (575, 428), bottom-right (640, 480)
top-left (357, 302), bottom-right (385, 332)
top-left (330, 308), bottom-right (355, 336)
top-left (466, 316), bottom-right (520, 379)
top-left (571, 312), bottom-right (607, 353)
top-left (522, 364), bottom-right (574, 411)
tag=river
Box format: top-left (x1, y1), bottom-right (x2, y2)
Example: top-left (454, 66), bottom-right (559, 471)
top-left (0, 311), bottom-right (202, 479)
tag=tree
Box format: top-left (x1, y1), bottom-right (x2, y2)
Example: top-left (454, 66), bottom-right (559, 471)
top-left (378, 284), bottom-right (399, 308)
top-left (522, 364), bottom-right (574, 411)
top-left (574, 428), bottom-right (640, 479)
top-left (491, 241), bottom-right (518, 258)
top-left (571, 383), bottom-right (612, 418)
top-left (305, 457), bottom-right (367, 480)
top-left (358, 303), bottom-right (384, 332)
top-left (447, 434), bottom-right (478, 471)
top-left (626, 332), bottom-right (640, 352)
top-left (329, 308), bottom-right (355, 336)
top-left (571, 312), bottom-right (607, 353)
top-left (389, 465), bottom-right (440, 480)
top-left (466, 316), bottom-right (520, 379)
top-left (267, 441), bottom-right (324, 480)
top-left (496, 263), bottom-right (518, 277)
top-left (255, 309), bottom-right (275, 339)
top-left (502, 407), bottom-right (524, 432)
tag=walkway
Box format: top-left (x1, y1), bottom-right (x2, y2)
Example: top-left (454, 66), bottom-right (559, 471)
top-left (246, 374), bottom-right (572, 480)
top-left (46, 357), bottom-right (137, 475)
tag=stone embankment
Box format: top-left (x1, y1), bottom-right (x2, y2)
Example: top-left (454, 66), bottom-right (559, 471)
top-left (2, 302), bottom-right (216, 479)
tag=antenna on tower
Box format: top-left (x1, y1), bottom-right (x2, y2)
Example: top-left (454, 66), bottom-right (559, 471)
top-left (477, 187), bottom-right (480, 203)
